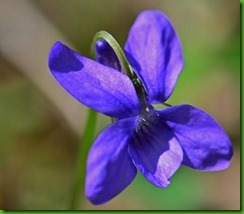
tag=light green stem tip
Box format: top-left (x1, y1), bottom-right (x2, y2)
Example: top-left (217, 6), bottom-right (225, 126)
top-left (91, 31), bottom-right (135, 80)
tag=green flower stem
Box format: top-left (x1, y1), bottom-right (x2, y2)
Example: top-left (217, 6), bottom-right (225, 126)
top-left (91, 31), bottom-right (136, 80)
top-left (69, 109), bottom-right (97, 210)
top-left (91, 31), bottom-right (148, 110)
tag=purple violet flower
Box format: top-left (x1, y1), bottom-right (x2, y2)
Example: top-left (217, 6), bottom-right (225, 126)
top-left (48, 10), bottom-right (233, 205)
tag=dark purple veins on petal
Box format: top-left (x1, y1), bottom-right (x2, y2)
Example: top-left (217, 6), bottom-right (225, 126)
top-left (129, 109), bottom-right (183, 188)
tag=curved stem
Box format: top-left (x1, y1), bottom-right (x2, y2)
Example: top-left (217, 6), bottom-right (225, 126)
top-left (69, 109), bottom-right (97, 210)
top-left (91, 31), bottom-right (135, 80)
top-left (91, 31), bottom-right (149, 110)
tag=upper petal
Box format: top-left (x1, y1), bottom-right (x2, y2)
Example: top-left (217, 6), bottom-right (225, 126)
top-left (48, 41), bottom-right (141, 119)
top-left (85, 117), bottom-right (137, 205)
top-left (125, 10), bottom-right (184, 104)
top-left (95, 39), bottom-right (121, 71)
top-left (129, 110), bottom-right (183, 188)
top-left (158, 104), bottom-right (233, 171)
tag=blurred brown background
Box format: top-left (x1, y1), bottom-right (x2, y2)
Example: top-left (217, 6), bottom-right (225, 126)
top-left (0, 0), bottom-right (240, 210)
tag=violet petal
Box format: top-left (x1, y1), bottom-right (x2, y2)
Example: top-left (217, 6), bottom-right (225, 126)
top-left (158, 104), bottom-right (233, 171)
top-left (85, 117), bottom-right (137, 205)
top-left (125, 10), bottom-right (184, 104)
top-left (95, 39), bottom-right (122, 71)
top-left (129, 110), bottom-right (183, 188)
top-left (48, 41), bottom-right (141, 118)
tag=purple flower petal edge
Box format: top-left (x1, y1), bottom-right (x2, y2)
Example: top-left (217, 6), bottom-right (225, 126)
top-left (129, 110), bottom-right (183, 188)
top-left (158, 104), bottom-right (233, 171)
top-left (86, 117), bottom-right (137, 204)
top-left (125, 10), bottom-right (184, 104)
top-left (48, 41), bottom-right (141, 119)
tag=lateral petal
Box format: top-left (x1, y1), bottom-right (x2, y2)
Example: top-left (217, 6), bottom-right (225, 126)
top-left (158, 104), bottom-right (233, 171)
top-left (129, 110), bottom-right (183, 188)
top-left (48, 41), bottom-right (141, 118)
top-left (85, 117), bottom-right (137, 205)
top-left (125, 10), bottom-right (184, 104)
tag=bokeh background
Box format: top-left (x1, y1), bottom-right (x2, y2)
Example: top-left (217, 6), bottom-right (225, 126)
top-left (0, 0), bottom-right (240, 210)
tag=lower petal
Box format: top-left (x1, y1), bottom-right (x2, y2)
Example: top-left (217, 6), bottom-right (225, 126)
top-left (129, 110), bottom-right (183, 188)
top-left (85, 117), bottom-right (137, 205)
top-left (158, 104), bottom-right (233, 171)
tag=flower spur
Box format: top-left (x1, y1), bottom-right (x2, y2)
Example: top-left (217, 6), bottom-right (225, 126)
top-left (48, 10), bottom-right (233, 205)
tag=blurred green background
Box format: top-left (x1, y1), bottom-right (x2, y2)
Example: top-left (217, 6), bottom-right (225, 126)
top-left (0, 0), bottom-right (240, 210)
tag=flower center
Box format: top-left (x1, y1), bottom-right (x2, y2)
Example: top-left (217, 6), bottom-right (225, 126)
top-left (132, 77), bottom-right (149, 111)
top-left (135, 107), bottom-right (159, 133)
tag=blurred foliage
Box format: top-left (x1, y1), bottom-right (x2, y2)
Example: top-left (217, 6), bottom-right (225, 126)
top-left (0, 56), bottom-right (78, 209)
top-left (0, 0), bottom-right (240, 210)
